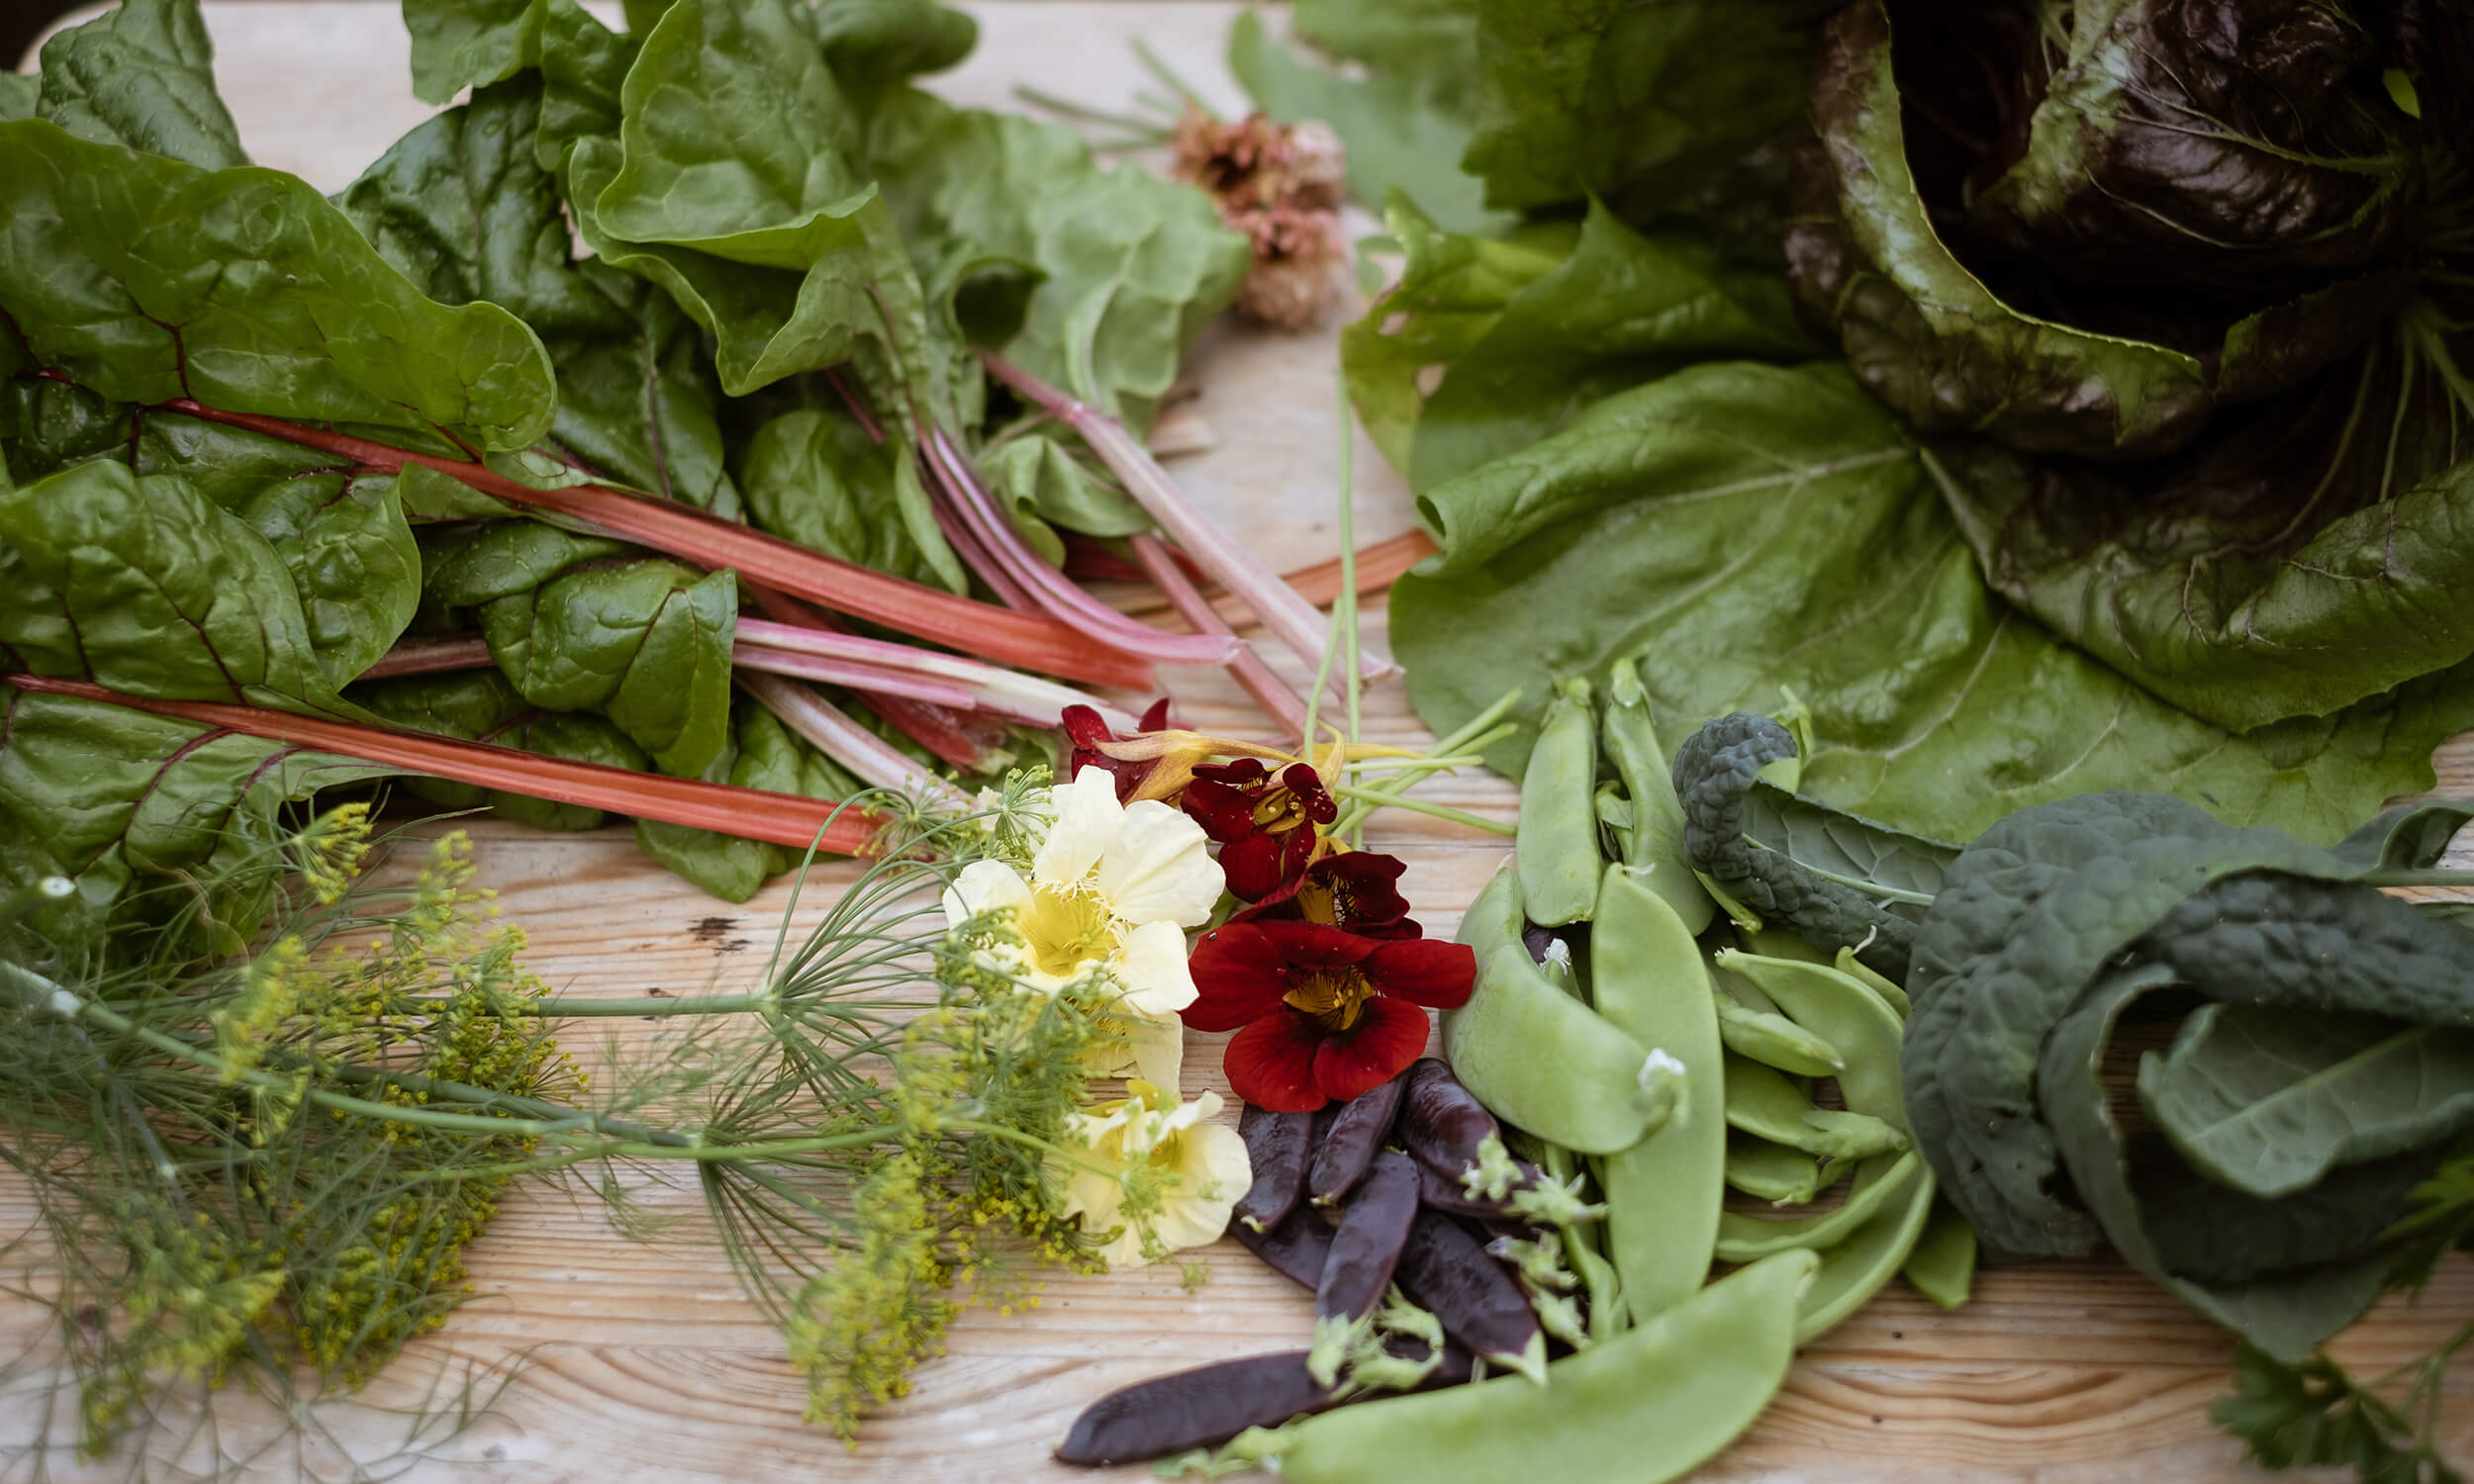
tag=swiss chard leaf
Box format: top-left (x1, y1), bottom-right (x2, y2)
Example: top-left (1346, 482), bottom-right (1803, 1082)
top-left (976, 433), bottom-right (1149, 555)
top-left (403, 0), bottom-right (553, 105)
top-left (634, 696), bottom-right (862, 900)
top-left (2139, 1003), bottom-right (2474, 1199)
top-left (476, 557), bottom-right (737, 778)
top-left (1459, 0), bottom-right (1813, 230)
top-left (0, 462), bottom-right (367, 714)
top-left (0, 122), bottom-right (556, 453)
top-left (0, 75), bottom-right (36, 124)
top-left (734, 405), bottom-right (946, 587)
top-left (1291, 0), bottom-right (1478, 87)
top-left (350, 668), bottom-right (649, 829)
top-left (0, 687), bottom-right (389, 913)
top-left (417, 518), bottom-right (630, 608)
top-left (1388, 360), bottom-right (2474, 849)
top-left (1227, 10), bottom-right (1506, 237)
top-left (35, 0), bottom-right (245, 169)
top-left (337, 79), bottom-right (744, 512)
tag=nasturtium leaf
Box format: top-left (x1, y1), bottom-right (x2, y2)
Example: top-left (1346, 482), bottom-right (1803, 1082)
top-left (351, 668), bottom-right (649, 829)
top-left (477, 558), bottom-right (736, 778)
top-left (0, 122), bottom-right (556, 453)
top-left (37, 0), bottom-right (245, 169)
top-left (0, 461), bottom-right (363, 713)
top-left (2140, 1004), bottom-right (2474, 1200)
top-left (1227, 10), bottom-right (1505, 237)
top-left (1460, 0), bottom-right (1812, 228)
top-left (402, 0), bottom-right (550, 105)
top-left (1389, 361), bottom-right (2474, 848)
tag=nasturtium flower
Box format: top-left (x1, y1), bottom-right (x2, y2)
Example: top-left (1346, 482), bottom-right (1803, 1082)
top-left (1052, 1080), bottom-right (1253, 1267)
top-left (941, 766), bottom-right (1223, 1082)
top-left (1236, 849), bottom-right (1417, 938)
top-left (1181, 758), bottom-right (1340, 902)
top-left (1185, 921), bottom-right (1475, 1111)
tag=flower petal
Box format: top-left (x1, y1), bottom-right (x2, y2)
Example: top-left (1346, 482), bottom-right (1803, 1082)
top-left (1035, 766), bottom-right (1123, 885)
top-left (1118, 1011), bottom-right (1186, 1090)
top-left (1183, 923), bottom-right (1291, 1031)
top-left (1180, 776), bottom-right (1260, 842)
top-left (1223, 1009), bottom-right (1328, 1111)
top-left (1310, 997), bottom-right (1432, 1103)
top-left (1364, 938), bottom-right (1478, 1009)
top-left (943, 858), bottom-right (1032, 929)
top-left (1251, 919), bottom-right (1384, 970)
top-left (1096, 801), bottom-right (1223, 926)
top-left (1115, 918), bottom-right (1200, 1016)
top-left (1218, 830), bottom-right (1289, 903)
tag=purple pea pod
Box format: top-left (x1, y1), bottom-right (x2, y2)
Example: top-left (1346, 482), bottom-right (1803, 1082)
top-left (1231, 1206), bottom-right (1335, 1292)
top-left (1394, 1210), bottom-right (1548, 1384)
top-left (1307, 1151), bottom-right (1420, 1385)
top-left (1307, 1067), bottom-right (1412, 1207)
top-left (1233, 1103), bottom-right (1317, 1234)
top-left (1398, 1060), bottom-right (1601, 1225)
top-left (1054, 1351), bottom-right (1341, 1466)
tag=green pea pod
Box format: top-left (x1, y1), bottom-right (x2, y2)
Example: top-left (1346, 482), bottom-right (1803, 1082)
top-left (1715, 949), bottom-right (1909, 1130)
top-left (1250, 1250), bottom-right (1820, 1484)
top-left (1589, 864), bottom-right (1726, 1325)
top-left (1442, 945), bottom-right (1677, 1155)
top-left (1903, 1201), bottom-right (1978, 1310)
top-left (1712, 963), bottom-right (1781, 1016)
top-left (1599, 659), bottom-right (1715, 935)
top-left (1517, 677), bottom-right (1600, 927)
top-left (1725, 1135), bottom-right (1825, 1205)
top-left (1745, 926), bottom-right (1831, 965)
top-left (1794, 1167), bottom-right (1938, 1344)
top-left (1722, 1054), bottom-right (1908, 1159)
top-left (1715, 1150), bottom-right (1925, 1262)
top-left (1713, 995), bottom-right (1845, 1076)
top-left (1833, 945), bottom-right (1912, 1017)
top-left (1456, 863), bottom-right (1527, 963)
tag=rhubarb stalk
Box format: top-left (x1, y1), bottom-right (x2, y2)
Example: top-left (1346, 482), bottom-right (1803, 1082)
top-left (6, 675), bottom-right (882, 856)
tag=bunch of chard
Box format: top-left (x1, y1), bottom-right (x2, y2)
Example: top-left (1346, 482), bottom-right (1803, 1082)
top-left (1056, 1060), bottom-right (1599, 1467)
top-left (0, 0), bottom-right (1376, 912)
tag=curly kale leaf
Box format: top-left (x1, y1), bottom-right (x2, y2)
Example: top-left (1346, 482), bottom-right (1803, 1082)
top-left (1671, 712), bottom-right (1952, 979)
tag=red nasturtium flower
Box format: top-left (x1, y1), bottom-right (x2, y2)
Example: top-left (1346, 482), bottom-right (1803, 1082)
top-left (1184, 920), bottom-right (1475, 1110)
top-left (1236, 849), bottom-right (1417, 937)
top-left (1180, 758), bottom-right (1338, 902)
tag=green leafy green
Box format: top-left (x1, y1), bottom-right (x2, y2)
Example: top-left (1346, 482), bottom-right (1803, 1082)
top-left (810, 0), bottom-right (977, 115)
top-left (2140, 1005), bottom-right (2474, 1200)
top-left (1292, 0), bottom-right (1477, 85)
top-left (1460, 0), bottom-right (1813, 230)
top-left (0, 461), bottom-right (370, 713)
top-left (0, 74), bottom-right (37, 124)
top-left (403, 0), bottom-right (552, 105)
top-left (351, 668), bottom-right (649, 829)
top-left (476, 558), bottom-right (737, 779)
top-left (735, 404), bottom-right (946, 586)
top-left (1389, 360), bottom-right (2474, 848)
top-left (2214, 1340), bottom-right (2470, 1484)
top-left (35, 0), bottom-right (245, 168)
top-left (0, 121), bottom-right (556, 453)
top-left (976, 433), bottom-right (1148, 562)
top-left (634, 696), bottom-right (863, 900)
top-left (1227, 10), bottom-right (1506, 237)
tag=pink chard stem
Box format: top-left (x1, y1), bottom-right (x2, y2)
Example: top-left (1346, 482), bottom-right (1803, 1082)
top-left (1129, 533), bottom-right (1307, 739)
top-left (974, 349), bottom-right (1398, 690)
top-left (737, 672), bottom-right (969, 808)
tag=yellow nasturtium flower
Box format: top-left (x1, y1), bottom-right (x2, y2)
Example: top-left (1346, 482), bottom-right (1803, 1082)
top-left (1052, 1081), bottom-right (1252, 1268)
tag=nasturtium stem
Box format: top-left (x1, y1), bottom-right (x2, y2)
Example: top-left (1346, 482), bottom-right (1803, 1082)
top-left (1330, 785), bottom-right (1515, 836)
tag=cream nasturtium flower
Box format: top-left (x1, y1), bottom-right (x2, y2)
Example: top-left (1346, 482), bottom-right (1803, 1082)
top-left (1053, 1081), bottom-right (1252, 1267)
top-left (941, 766), bottom-right (1223, 1082)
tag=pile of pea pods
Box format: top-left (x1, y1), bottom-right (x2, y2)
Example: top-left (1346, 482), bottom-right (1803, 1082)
top-left (1055, 661), bottom-right (1976, 1481)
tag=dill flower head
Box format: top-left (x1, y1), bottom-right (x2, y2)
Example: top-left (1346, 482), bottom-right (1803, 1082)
top-left (940, 766), bottom-right (1222, 1083)
top-left (1049, 1080), bottom-right (1251, 1268)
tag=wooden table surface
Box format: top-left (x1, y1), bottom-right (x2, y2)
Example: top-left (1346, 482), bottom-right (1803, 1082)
top-left (5, 5), bottom-right (2471, 1480)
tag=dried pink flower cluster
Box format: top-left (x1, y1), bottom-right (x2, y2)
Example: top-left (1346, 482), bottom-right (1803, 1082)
top-left (1172, 111), bottom-right (1349, 328)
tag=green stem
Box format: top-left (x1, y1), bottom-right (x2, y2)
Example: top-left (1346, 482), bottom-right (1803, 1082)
top-left (2360, 868), bottom-right (2474, 888)
top-left (1329, 786), bottom-right (1514, 836)
top-left (1329, 720), bottom-right (1517, 836)
top-left (1334, 375), bottom-right (1364, 842)
top-left (541, 993), bottom-right (778, 1018)
top-left (1010, 85), bottom-right (1172, 139)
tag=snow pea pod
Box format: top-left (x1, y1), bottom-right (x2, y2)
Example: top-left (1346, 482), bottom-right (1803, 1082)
top-left (1234, 1206), bottom-right (1337, 1291)
top-left (1310, 1068), bottom-right (1411, 1207)
top-left (1599, 659), bottom-right (1715, 935)
top-left (1834, 945), bottom-right (1911, 1017)
top-left (1250, 1249), bottom-right (1819, 1484)
top-left (1725, 1135), bottom-right (1826, 1205)
top-left (1714, 1150), bottom-right (1924, 1262)
top-left (1235, 1103), bottom-right (1316, 1233)
top-left (1722, 1053), bottom-right (1907, 1160)
top-left (1715, 949), bottom-right (1909, 1134)
top-left (1793, 1166), bottom-right (1938, 1344)
top-left (1712, 995), bottom-right (1844, 1076)
top-left (1902, 1201), bottom-right (1978, 1309)
top-left (1456, 862), bottom-right (1525, 964)
top-left (1310, 1153), bottom-right (1421, 1384)
top-left (1442, 945), bottom-right (1679, 1154)
top-left (1516, 677), bottom-right (1599, 927)
top-left (1589, 863), bottom-right (1726, 1324)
